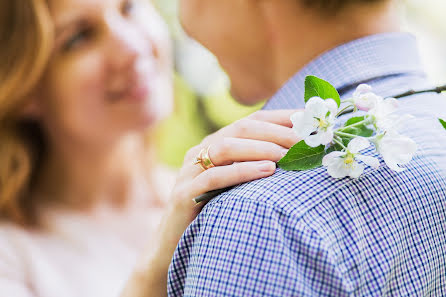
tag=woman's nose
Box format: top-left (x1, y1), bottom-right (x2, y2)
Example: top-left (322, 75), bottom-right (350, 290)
top-left (105, 17), bottom-right (157, 72)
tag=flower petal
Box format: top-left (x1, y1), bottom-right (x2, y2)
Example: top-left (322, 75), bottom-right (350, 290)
top-left (306, 97), bottom-right (326, 118)
top-left (322, 151), bottom-right (345, 167)
top-left (305, 133), bottom-right (323, 147)
top-left (290, 111), bottom-right (304, 126)
top-left (379, 98), bottom-right (399, 116)
top-left (381, 135), bottom-right (417, 162)
top-left (376, 131), bottom-right (417, 172)
top-left (391, 136), bottom-right (417, 155)
top-left (326, 158), bottom-right (350, 178)
top-left (347, 137), bottom-right (370, 154)
top-left (324, 99), bottom-right (339, 114)
top-left (319, 128), bottom-right (334, 145)
top-left (369, 97), bottom-right (396, 121)
top-left (356, 93), bottom-right (379, 111)
top-left (391, 114), bottom-right (415, 132)
top-left (356, 155), bottom-right (380, 169)
top-left (354, 84), bottom-right (372, 97)
top-left (382, 156), bottom-right (406, 172)
top-left (290, 111), bottom-right (306, 137)
top-left (377, 114), bottom-right (399, 131)
top-left (349, 163), bottom-right (365, 178)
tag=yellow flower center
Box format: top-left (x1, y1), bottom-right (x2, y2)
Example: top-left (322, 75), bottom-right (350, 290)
top-left (318, 118), bottom-right (328, 129)
top-left (344, 155), bottom-right (355, 165)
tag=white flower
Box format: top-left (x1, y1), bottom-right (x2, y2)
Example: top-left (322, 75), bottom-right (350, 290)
top-left (291, 97), bottom-right (338, 147)
top-left (372, 131), bottom-right (417, 172)
top-left (322, 137), bottom-right (380, 178)
top-left (368, 97), bottom-right (400, 131)
top-left (351, 84), bottom-right (381, 111)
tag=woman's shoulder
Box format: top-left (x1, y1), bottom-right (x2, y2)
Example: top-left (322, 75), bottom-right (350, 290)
top-left (0, 222), bottom-right (30, 277)
top-left (0, 223), bottom-right (35, 297)
top-left (0, 221), bottom-right (27, 247)
top-left (0, 221), bottom-right (32, 253)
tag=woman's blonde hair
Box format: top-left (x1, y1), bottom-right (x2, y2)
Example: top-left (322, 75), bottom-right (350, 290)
top-left (0, 0), bottom-right (53, 226)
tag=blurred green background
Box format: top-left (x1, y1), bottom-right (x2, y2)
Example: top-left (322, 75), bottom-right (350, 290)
top-left (152, 0), bottom-right (446, 168)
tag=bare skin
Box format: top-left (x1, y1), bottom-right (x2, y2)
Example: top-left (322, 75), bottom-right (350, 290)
top-left (122, 0), bottom-right (399, 295)
top-left (21, 0), bottom-right (399, 296)
top-left (121, 110), bottom-right (300, 297)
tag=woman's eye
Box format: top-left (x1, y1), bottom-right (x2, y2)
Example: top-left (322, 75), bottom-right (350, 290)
top-left (122, 0), bottom-right (136, 16)
top-left (63, 28), bottom-right (92, 52)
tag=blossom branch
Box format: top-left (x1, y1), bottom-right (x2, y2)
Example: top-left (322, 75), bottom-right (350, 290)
top-left (283, 76), bottom-right (420, 179)
top-left (393, 85), bottom-right (446, 99)
top-left (337, 85), bottom-right (446, 117)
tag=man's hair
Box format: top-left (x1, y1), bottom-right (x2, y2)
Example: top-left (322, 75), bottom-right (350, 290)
top-left (302, 0), bottom-right (388, 12)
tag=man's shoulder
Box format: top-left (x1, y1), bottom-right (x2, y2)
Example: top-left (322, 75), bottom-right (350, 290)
top-left (204, 142), bottom-right (445, 222)
top-left (206, 167), bottom-right (326, 219)
top-left (204, 146), bottom-right (375, 219)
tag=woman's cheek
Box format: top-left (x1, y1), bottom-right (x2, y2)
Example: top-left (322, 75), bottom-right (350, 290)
top-left (44, 53), bottom-right (108, 133)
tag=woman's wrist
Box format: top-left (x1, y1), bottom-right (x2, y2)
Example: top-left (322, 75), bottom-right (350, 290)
top-left (120, 242), bottom-right (169, 297)
top-left (137, 206), bottom-right (183, 275)
top-left (120, 195), bottom-right (196, 297)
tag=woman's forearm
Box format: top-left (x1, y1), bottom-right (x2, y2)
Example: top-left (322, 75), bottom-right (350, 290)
top-left (120, 246), bottom-right (169, 297)
top-left (120, 207), bottom-right (182, 297)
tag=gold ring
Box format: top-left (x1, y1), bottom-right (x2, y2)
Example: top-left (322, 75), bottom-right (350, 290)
top-left (201, 145), bottom-right (215, 170)
top-left (193, 145), bottom-right (215, 170)
top-left (193, 148), bottom-right (207, 171)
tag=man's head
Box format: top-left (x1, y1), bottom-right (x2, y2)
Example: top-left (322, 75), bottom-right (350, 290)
top-left (179, 0), bottom-right (396, 105)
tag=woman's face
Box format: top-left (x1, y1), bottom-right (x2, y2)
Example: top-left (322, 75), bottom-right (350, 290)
top-left (36, 0), bottom-right (172, 147)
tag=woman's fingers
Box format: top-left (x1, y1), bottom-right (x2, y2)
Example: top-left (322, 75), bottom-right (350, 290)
top-left (247, 109), bottom-right (300, 127)
top-left (186, 161), bottom-right (276, 199)
top-left (184, 110), bottom-right (301, 163)
top-left (220, 119), bottom-right (299, 148)
top-left (208, 138), bottom-right (287, 165)
top-left (179, 137), bottom-right (288, 180)
top-left (197, 119), bottom-right (299, 157)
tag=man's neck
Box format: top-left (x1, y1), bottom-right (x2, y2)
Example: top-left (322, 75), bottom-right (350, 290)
top-left (261, 0), bottom-right (400, 92)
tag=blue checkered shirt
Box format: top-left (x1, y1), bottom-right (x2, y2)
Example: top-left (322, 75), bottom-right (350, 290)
top-left (168, 33), bottom-right (446, 296)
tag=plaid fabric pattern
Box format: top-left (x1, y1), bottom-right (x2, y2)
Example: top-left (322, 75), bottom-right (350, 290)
top-left (168, 33), bottom-right (446, 296)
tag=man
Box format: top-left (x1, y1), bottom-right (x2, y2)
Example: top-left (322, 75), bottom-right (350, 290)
top-left (168, 0), bottom-right (446, 296)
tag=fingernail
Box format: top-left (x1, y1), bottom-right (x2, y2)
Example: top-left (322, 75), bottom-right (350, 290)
top-left (281, 149), bottom-right (289, 158)
top-left (258, 161), bottom-right (276, 172)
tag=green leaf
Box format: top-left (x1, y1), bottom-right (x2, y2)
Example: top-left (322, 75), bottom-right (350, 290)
top-left (343, 126), bottom-right (374, 137)
top-left (344, 116), bottom-right (365, 126)
top-left (325, 143), bottom-right (342, 154)
top-left (304, 75), bottom-right (341, 107)
top-left (326, 137), bottom-right (349, 154)
top-left (278, 140), bottom-right (325, 171)
top-left (439, 118), bottom-right (446, 130)
top-left (343, 116), bottom-right (374, 137)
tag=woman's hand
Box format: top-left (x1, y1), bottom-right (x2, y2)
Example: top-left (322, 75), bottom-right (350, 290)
top-left (159, 109), bottom-right (300, 257)
top-left (121, 109), bottom-right (300, 297)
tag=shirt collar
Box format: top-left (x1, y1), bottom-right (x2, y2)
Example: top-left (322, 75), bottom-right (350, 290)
top-left (263, 32), bottom-right (426, 110)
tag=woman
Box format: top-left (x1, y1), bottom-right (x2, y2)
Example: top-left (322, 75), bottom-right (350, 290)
top-left (0, 0), bottom-right (299, 296)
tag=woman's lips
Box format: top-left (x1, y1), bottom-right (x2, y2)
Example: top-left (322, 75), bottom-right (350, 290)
top-left (108, 79), bottom-right (151, 103)
top-left (126, 81), bottom-right (151, 102)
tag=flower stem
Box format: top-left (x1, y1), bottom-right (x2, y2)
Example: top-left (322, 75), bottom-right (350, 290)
top-left (339, 119), bottom-right (370, 130)
top-left (336, 104), bottom-right (354, 117)
top-left (335, 131), bottom-right (359, 138)
top-left (333, 137), bottom-right (347, 149)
